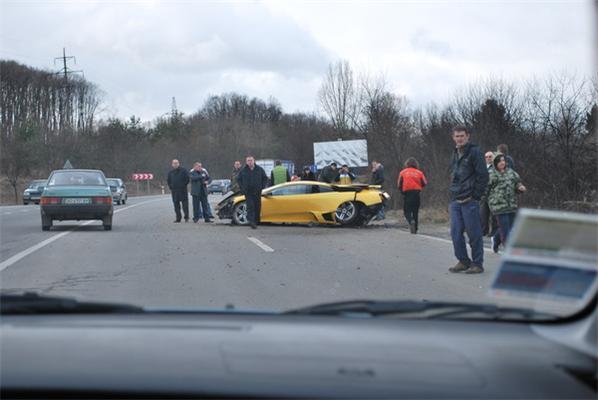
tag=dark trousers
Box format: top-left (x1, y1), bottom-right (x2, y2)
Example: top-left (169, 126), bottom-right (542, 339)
top-left (480, 200), bottom-right (498, 236)
top-left (192, 192), bottom-right (210, 222)
top-left (493, 212), bottom-right (516, 248)
top-left (245, 192), bottom-right (261, 225)
top-left (171, 191), bottom-right (189, 221)
top-left (450, 200), bottom-right (484, 267)
top-left (403, 190), bottom-right (421, 231)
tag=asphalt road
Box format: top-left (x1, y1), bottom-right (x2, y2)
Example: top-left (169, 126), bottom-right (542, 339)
top-left (0, 194), bottom-right (502, 310)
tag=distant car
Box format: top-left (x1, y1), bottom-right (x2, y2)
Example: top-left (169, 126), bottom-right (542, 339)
top-left (216, 181), bottom-right (389, 226)
top-left (40, 169), bottom-right (113, 231)
top-left (106, 178), bottom-right (128, 205)
top-left (22, 179), bottom-right (47, 205)
top-left (208, 179), bottom-right (231, 195)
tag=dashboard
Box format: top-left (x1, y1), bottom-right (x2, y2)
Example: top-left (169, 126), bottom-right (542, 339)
top-left (1, 311), bottom-right (596, 399)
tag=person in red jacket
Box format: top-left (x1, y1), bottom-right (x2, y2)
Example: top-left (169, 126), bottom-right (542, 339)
top-left (398, 158), bottom-right (428, 234)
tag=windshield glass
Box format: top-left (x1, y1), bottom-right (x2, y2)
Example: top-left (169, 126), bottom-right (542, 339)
top-left (0, 1), bottom-right (595, 322)
top-left (48, 171), bottom-right (107, 187)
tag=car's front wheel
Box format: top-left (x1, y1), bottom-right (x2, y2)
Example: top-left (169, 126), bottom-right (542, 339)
top-left (232, 201), bottom-right (249, 225)
top-left (335, 201), bottom-right (359, 225)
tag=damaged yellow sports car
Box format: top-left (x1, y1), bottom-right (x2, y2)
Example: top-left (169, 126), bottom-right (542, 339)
top-left (216, 181), bottom-right (390, 226)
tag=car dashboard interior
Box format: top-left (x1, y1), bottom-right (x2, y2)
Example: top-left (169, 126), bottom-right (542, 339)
top-left (1, 306), bottom-right (596, 399)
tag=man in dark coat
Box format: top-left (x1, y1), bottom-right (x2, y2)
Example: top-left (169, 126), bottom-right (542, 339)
top-left (237, 156), bottom-right (268, 229)
top-left (318, 162), bottom-right (339, 183)
top-left (448, 127), bottom-right (489, 274)
top-left (167, 159), bottom-right (189, 223)
top-left (300, 166), bottom-right (316, 181)
top-left (189, 162), bottom-right (213, 223)
top-left (371, 160), bottom-right (385, 220)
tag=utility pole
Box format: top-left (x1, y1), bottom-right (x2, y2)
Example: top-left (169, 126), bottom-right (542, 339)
top-left (54, 48), bottom-right (83, 130)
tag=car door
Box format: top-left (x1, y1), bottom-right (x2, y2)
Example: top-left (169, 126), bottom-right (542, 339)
top-left (261, 183), bottom-right (312, 222)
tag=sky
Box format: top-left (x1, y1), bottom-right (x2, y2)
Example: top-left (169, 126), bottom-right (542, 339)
top-left (1, 0), bottom-right (595, 121)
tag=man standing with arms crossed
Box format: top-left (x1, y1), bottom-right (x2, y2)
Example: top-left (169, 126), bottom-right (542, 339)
top-left (237, 156), bottom-right (268, 229)
top-left (167, 159), bottom-right (190, 223)
top-left (448, 127), bottom-right (489, 274)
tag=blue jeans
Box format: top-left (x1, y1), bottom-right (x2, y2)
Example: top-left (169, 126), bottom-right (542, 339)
top-left (493, 213), bottom-right (515, 248)
top-left (450, 200), bottom-right (484, 267)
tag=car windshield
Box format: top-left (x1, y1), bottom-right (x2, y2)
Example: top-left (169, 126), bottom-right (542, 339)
top-left (48, 171), bottom-right (106, 186)
top-left (0, 1), bottom-right (595, 325)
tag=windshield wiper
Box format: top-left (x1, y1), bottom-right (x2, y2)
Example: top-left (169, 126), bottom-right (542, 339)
top-left (1, 292), bottom-right (143, 315)
top-left (284, 299), bottom-right (556, 321)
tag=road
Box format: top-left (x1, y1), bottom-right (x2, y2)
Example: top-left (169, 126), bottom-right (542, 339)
top-left (0, 195), bottom-right (501, 310)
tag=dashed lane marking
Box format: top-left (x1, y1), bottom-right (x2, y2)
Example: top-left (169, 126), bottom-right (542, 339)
top-left (247, 236), bottom-right (274, 252)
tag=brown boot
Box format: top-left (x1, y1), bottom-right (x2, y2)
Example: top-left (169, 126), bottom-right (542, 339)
top-left (449, 261), bottom-right (470, 273)
top-left (465, 265), bottom-right (484, 274)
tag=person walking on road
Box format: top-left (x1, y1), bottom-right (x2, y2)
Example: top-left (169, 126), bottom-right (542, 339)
top-left (270, 160), bottom-right (290, 186)
top-left (189, 162), bottom-right (213, 223)
top-left (319, 162), bottom-right (339, 183)
top-left (448, 127), bottom-right (489, 274)
top-left (300, 166), bottom-right (316, 181)
top-left (398, 158), bottom-right (427, 234)
top-left (231, 160), bottom-right (242, 192)
top-left (167, 159), bottom-right (190, 223)
top-left (480, 151), bottom-right (495, 236)
top-left (238, 156), bottom-right (268, 229)
top-left (338, 165), bottom-right (356, 185)
top-left (371, 160), bottom-right (385, 220)
top-left (486, 154), bottom-right (526, 253)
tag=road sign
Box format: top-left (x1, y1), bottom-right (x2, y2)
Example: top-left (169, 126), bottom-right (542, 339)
top-left (132, 173), bottom-right (154, 181)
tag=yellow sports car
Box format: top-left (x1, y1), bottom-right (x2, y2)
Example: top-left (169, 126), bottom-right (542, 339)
top-left (216, 181), bottom-right (390, 226)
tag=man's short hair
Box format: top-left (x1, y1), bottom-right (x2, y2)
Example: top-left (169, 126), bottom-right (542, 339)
top-left (404, 157), bottom-right (419, 169)
top-left (452, 126), bottom-right (469, 135)
top-left (342, 164), bottom-right (348, 168)
top-left (497, 144), bottom-right (509, 154)
top-left (330, 162), bottom-right (337, 167)
top-left (275, 160), bottom-right (282, 166)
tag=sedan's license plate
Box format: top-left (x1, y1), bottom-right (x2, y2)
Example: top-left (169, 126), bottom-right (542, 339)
top-left (63, 198), bottom-right (91, 205)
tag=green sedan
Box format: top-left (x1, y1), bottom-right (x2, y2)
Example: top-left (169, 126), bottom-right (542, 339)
top-left (40, 169), bottom-right (114, 231)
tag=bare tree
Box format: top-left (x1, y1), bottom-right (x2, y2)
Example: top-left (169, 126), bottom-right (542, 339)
top-left (317, 60), bottom-right (359, 137)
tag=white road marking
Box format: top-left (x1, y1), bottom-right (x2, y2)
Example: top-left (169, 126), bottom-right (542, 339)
top-left (0, 198), bottom-right (166, 272)
top-left (247, 236), bottom-right (274, 252)
top-left (398, 230), bottom-right (495, 254)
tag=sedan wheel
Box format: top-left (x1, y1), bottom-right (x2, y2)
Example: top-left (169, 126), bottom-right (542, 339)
top-left (335, 201), bottom-right (359, 225)
top-left (232, 201), bottom-right (249, 225)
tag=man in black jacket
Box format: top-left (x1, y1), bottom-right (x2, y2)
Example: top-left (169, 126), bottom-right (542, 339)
top-left (448, 127), bottom-right (489, 274)
top-left (167, 159), bottom-right (189, 223)
top-left (371, 160), bottom-right (385, 220)
top-left (237, 156), bottom-right (268, 229)
top-left (318, 163), bottom-right (339, 183)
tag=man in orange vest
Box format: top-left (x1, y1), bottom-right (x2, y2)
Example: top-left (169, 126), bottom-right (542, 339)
top-left (398, 157), bottom-right (428, 234)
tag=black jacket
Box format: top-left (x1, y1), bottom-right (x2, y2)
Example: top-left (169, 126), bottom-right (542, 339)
top-left (300, 171), bottom-right (316, 181)
top-left (238, 165), bottom-right (268, 195)
top-left (371, 165), bottom-right (385, 186)
top-left (167, 167), bottom-right (189, 193)
top-left (449, 143), bottom-right (489, 201)
top-left (319, 166), bottom-right (339, 183)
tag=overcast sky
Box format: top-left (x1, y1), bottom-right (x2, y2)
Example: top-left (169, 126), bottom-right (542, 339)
top-left (1, 0), bottom-right (595, 121)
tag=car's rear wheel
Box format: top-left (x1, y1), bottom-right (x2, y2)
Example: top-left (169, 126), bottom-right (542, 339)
top-left (41, 215), bottom-right (52, 231)
top-left (335, 201), bottom-right (359, 225)
top-left (232, 201), bottom-right (249, 225)
top-left (122, 197), bottom-right (126, 205)
top-left (103, 216), bottom-right (112, 231)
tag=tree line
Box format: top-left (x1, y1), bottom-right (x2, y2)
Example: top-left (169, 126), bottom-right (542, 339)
top-left (1, 59), bottom-right (596, 211)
